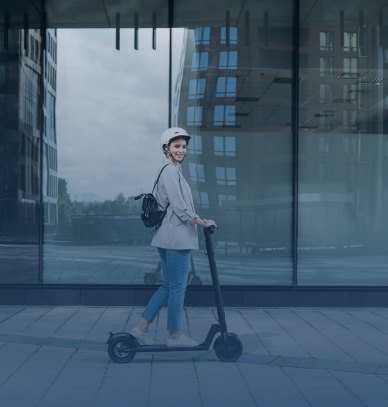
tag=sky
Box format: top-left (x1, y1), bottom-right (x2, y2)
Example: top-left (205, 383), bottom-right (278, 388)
top-left (56, 28), bottom-right (185, 201)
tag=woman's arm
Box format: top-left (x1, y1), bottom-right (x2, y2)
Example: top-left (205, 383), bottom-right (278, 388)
top-left (160, 165), bottom-right (198, 223)
top-left (194, 218), bottom-right (217, 228)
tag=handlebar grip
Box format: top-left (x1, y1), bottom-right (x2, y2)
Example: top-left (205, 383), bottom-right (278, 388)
top-left (204, 225), bottom-right (217, 235)
top-left (208, 225), bottom-right (216, 233)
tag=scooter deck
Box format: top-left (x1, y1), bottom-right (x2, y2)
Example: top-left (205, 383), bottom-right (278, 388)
top-left (134, 343), bottom-right (209, 353)
top-left (131, 322), bottom-right (222, 352)
top-left (107, 324), bottom-right (221, 355)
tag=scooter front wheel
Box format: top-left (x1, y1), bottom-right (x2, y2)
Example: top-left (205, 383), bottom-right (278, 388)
top-left (108, 335), bottom-right (137, 363)
top-left (214, 333), bottom-right (243, 362)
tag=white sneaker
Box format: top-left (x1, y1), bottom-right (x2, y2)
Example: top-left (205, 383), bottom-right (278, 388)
top-left (130, 326), bottom-right (155, 345)
top-left (166, 334), bottom-right (199, 347)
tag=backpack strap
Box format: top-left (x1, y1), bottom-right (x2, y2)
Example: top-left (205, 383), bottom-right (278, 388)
top-left (151, 163), bottom-right (170, 213)
top-left (151, 163), bottom-right (170, 193)
top-left (133, 164), bottom-right (171, 203)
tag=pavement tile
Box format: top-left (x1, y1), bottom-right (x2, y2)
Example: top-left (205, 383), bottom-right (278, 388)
top-left (150, 360), bottom-right (198, 387)
top-left (369, 308), bottom-right (388, 319)
top-left (347, 309), bottom-right (388, 335)
top-left (283, 367), bottom-right (365, 407)
top-left (0, 307), bottom-right (52, 335)
top-left (269, 355), bottom-right (379, 374)
top-left (331, 370), bottom-right (388, 407)
top-left (319, 309), bottom-right (388, 363)
top-left (0, 346), bottom-right (75, 407)
top-left (268, 308), bottom-right (354, 361)
top-left (375, 365), bottom-right (388, 375)
top-left (239, 308), bottom-right (309, 358)
top-left (20, 307), bottom-right (78, 337)
top-left (148, 386), bottom-right (203, 407)
top-left (52, 307), bottom-right (107, 340)
top-left (195, 361), bottom-right (248, 389)
top-left (200, 385), bottom-right (257, 407)
top-left (37, 387), bottom-right (98, 407)
top-left (92, 392), bottom-right (148, 407)
top-left (0, 344), bottom-right (39, 385)
top-left (293, 308), bottom-right (388, 364)
top-left (238, 364), bottom-right (310, 407)
top-left (85, 307), bottom-right (132, 342)
top-left (0, 307), bottom-right (25, 324)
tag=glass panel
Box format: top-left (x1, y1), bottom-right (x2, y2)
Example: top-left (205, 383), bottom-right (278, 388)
top-left (219, 51), bottom-right (238, 69)
top-left (320, 56), bottom-right (333, 76)
top-left (0, 20), bottom-right (42, 283)
top-left (299, 0), bottom-right (388, 285)
top-left (214, 135), bottom-right (236, 156)
top-left (194, 27), bottom-right (211, 45)
top-left (173, 0), bottom-right (294, 285)
top-left (320, 31), bottom-right (334, 51)
top-left (187, 106), bottom-right (203, 126)
top-left (191, 51), bottom-right (209, 71)
top-left (343, 32), bottom-right (357, 52)
top-left (188, 78), bottom-right (206, 99)
top-left (190, 134), bottom-right (203, 155)
top-left (216, 77), bottom-right (237, 97)
top-left (220, 27), bottom-right (238, 44)
top-left (320, 83), bottom-right (333, 103)
top-left (43, 28), bottom-right (170, 284)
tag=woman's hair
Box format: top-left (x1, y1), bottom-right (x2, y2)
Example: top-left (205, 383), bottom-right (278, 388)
top-left (162, 144), bottom-right (169, 156)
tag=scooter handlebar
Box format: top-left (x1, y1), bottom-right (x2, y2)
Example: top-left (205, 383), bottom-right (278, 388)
top-left (204, 225), bottom-right (217, 235)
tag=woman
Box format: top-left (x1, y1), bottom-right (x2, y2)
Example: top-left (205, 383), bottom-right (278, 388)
top-left (131, 127), bottom-right (216, 347)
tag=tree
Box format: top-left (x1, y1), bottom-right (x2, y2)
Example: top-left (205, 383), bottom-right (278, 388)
top-left (58, 177), bottom-right (72, 225)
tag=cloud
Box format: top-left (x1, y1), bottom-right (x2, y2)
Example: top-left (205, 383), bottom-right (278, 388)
top-left (56, 28), bottom-right (185, 200)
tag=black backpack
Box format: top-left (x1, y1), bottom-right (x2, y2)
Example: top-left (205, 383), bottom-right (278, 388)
top-left (135, 164), bottom-right (170, 229)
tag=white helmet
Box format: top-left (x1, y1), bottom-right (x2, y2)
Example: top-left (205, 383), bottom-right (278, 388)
top-left (160, 127), bottom-right (190, 150)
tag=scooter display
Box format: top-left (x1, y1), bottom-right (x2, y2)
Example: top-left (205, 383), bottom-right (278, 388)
top-left (106, 226), bottom-right (243, 363)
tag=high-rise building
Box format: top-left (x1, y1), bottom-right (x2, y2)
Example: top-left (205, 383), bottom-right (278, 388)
top-left (175, 15), bottom-right (388, 264)
top-left (175, 25), bottom-right (294, 258)
top-left (0, 28), bottom-right (57, 242)
top-left (42, 29), bottom-right (58, 235)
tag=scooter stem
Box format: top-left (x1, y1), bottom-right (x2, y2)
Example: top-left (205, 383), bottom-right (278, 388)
top-left (204, 227), bottom-right (228, 333)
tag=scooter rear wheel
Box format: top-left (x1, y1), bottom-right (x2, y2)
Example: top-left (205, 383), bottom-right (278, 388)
top-left (108, 335), bottom-right (137, 363)
top-left (214, 333), bottom-right (243, 362)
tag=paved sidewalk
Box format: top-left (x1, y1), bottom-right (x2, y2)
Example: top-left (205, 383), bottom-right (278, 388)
top-left (1, 306), bottom-right (388, 406)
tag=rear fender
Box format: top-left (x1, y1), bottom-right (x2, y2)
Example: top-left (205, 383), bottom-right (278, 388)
top-left (106, 331), bottom-right (133, 345)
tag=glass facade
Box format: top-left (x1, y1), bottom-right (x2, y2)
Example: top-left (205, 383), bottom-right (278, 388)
top-left (0, 0), bottom-right (388, 293)
top-left (298, 0), bottom-right (388, 285)
top-left (0, 22), bottom-right (44, 283)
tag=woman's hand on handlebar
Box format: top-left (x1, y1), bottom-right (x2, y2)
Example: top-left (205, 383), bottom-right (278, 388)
top-left (194, 217), bottom-right (217, 229)
top-left (203, 219), bottom-right (217, 229)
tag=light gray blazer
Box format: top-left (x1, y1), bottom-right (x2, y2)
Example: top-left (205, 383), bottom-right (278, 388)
top-left (151, 160), bottom-right (199, 250)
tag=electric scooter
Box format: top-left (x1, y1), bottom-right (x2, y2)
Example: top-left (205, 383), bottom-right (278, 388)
top-left (106, 226), bottom-right (243, 363)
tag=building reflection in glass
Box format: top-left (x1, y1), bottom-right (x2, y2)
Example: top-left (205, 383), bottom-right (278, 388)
top-left (173, 0), bottom-right (294, 284)
top-left (0, 27), bottom-right (57, 283)
top-left (298, 1), bottom-right (388, 285)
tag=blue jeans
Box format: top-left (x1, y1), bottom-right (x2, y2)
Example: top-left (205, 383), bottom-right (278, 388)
top-left (142, 248), bottom-right (191, 332)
